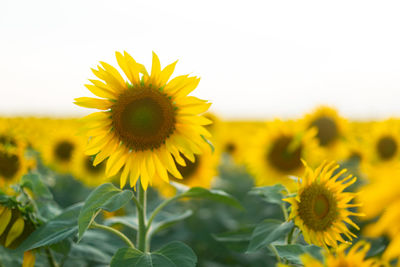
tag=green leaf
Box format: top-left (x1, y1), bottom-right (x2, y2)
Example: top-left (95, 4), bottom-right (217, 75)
top-left (149, 210), bottom-right (193, 236)
top-left (110, 241), bottom-right (197, 267)
top-left (20, 173), bottom-right (52, 199)
top-left (273, 244), bottom-right (322, 265)
top-left (247, 220), bottom-right (293, 253)
top-left (78, 183), bottom-right (133, 241)
top-left (104, 216), bottom-right (138, 231)
top-left (213, 226), bottom-right (254, 252)
top-left (249, 184), bottom-right (288, 205)
top-left (179, 187), bottom-right (243, 209)
top-left (16, 203), bottom-right (83, 252)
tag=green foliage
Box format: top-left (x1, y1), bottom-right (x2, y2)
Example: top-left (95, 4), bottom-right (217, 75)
top-left (149, 210), bottom-right (193, 236)
top-left (273, 244), bottom-right (322, 265)
top-left (213, 227), bottom-right (254, 252)
top-left (20, 173), bottom-right (53, 199)
top-left (104, 216), bottom-right (138, 231)
top-left (247, 220), bottom-right (294, 253)
top-left (78, 183), bottom-right (133, 241)
top-left (249, 184), bottom-right (288, 205)
top-left (16, 203), bottom-right (82, 252)
top-left (179, 187), bottom-right (243, 210)
top-left (110, 241), bottom-right (197, 267)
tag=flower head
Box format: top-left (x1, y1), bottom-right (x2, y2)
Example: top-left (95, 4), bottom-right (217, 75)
top-left (75, 52), bottom-right (211, 190)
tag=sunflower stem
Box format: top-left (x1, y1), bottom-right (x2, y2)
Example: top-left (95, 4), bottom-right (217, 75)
top-left (91, 222), bottom-right (135, 248)
top-left (281, 203), bottom-right (288, 221)
top-left (136, 181), bottom-right (147, 252)
top-left (45, 248), bottom-right (58, 267)
top-left (287, 225), bottom-right (295, 244)
top-left (269, 245), bottom-right (281, 263)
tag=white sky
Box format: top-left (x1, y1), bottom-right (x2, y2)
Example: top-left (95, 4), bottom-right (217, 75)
top-left (1, 0), bottom-right (400, 120)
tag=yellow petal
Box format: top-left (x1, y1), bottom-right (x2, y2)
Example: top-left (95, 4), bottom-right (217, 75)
top-left (129, 154), bottom-right (141, 187)
top-left (150, 51), bottom-right (161, 85)
top-left (177, 102), bottom-right (212, 115)
top-left (120, 156), bottom-right (133, 189)
top-left (153, 153), bottom-right (169, 183)
top-left (5, 217), bottom-right (24, 247)
top-left (100, 61), bottom-right (126, 88)
top-left (106, 147), bottom-right (129, 177)
top-left (159, 60), bottom-right (178, 86)
top-left (91, 67), bottom-right (126, 93)
top-left (116, 51), bottom-right (141, 85)
top-left (140, 157), bottom-right (150, 191)
top-left (74, 97), bottom-right (113, 110)
top-left (0, 208), bottom-right (12, 236)
top-left (158, 148), bottom-right (182, 179)
top-left (84, 84), bottom-right (116, 99)
top-left (173, 77), bottom-right (200, 98)
top-left (23, 251), bottom-right (35, 267)
top-left (93, 139), bottom-right (119, 166)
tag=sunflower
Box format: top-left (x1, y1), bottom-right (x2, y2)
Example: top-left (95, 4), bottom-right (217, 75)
top-left (364, 198), bottom-right (400, 260)
top-left (0, 141), bottom-right (32, 191)
top-left (297, 241), bottom-right (383, 267)
top-left (216, 120), bottom-right (262, 166)
top-left (38, 119), bottom-right (84, 174)
top-left (245, 119), bottom-right (321, 190)
top-left (360, 119), bottom-right (400, 181)
top-left (302, 106), bottom-right (348, 161)
top-left (0, 204), bottom-right (35, 249)
top-left (71, 151), bottom-right (108, 187)
top-left (284, 161), bottom-right (363, 248)
top-left (74, 51), bottom-right (211, 190)
top-left (154, 145), bottom-right (219, 198)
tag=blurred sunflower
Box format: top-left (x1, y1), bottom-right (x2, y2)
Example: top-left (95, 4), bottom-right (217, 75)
top-left (303, 106), bottom-right (348, 161)
top-left (284, 161), bottom-right (363, 248)
top-left (245, 120), bottom-right (321, 190)
top-left (71, 153), bottom-right (107, 187)
top-left (75, 51), bottom-right (211, 190)
top-left (38, 120), bottom-right (84, 174)
top-left (0, 205), bottom-right (35, 249)
top-left (364, 198), bottom-right (400, 261)
top-left (294, 241), bottom-right (383, 267)
top-left (215, 121), bottom-right (255, 165)
top-left (0, 142), bottom-right (32, 191)
top-left (361, 119), bottom-right (400, 180)
top-left (154, 145), bottom-right (219, 197)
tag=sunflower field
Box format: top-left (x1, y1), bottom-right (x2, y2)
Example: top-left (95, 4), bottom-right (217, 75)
top-left (1, 51), bottom-right (400, 267)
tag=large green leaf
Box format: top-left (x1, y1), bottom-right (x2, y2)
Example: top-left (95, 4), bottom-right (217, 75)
top-left (247, 220), bottom-right (293, 253)
top-left (149, 210), bottom-right (193, 236)
top-left (179, 187), bottom-right (242, 209)
top-left (78, 183), bottom-right (133, 241)
top-left (249, 184), bottom-right (288, 205)
top-left (16, 203), bottom-right (82, 252)
top-left (110, 241), bottom-right (197, 267)
top-left (20, 173), bottom-right (53, 199)
top-left (213, 226), bottom-right (254, 252)
top-left (104, 216), bottom-right (138, 231)
top-left (273, 244), bottom-right (322, 265)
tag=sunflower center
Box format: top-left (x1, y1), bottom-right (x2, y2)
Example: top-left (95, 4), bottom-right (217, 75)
top-left (0, 151), bottom-right (20, 179)
top-left (54, 141), bottom-right (74, 162)
top-left (174, 154), bottom-right (200, 180)
top-left (377, 136), bottom-right (397, 160)
top-left (0, 135), bottom-right (17, 147)
top-left (310, 116), bottom-right (338, 146)
top-left (84, 157), bottom-right (104, 175)
top-left (112, 88), bottom-right (176, 151)
top-left (298, 183), bottom-right (338, 231)
top-left (225, 142), bottom-right (236, 154)
top-left (267, 136), bottom-right (302, 172)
